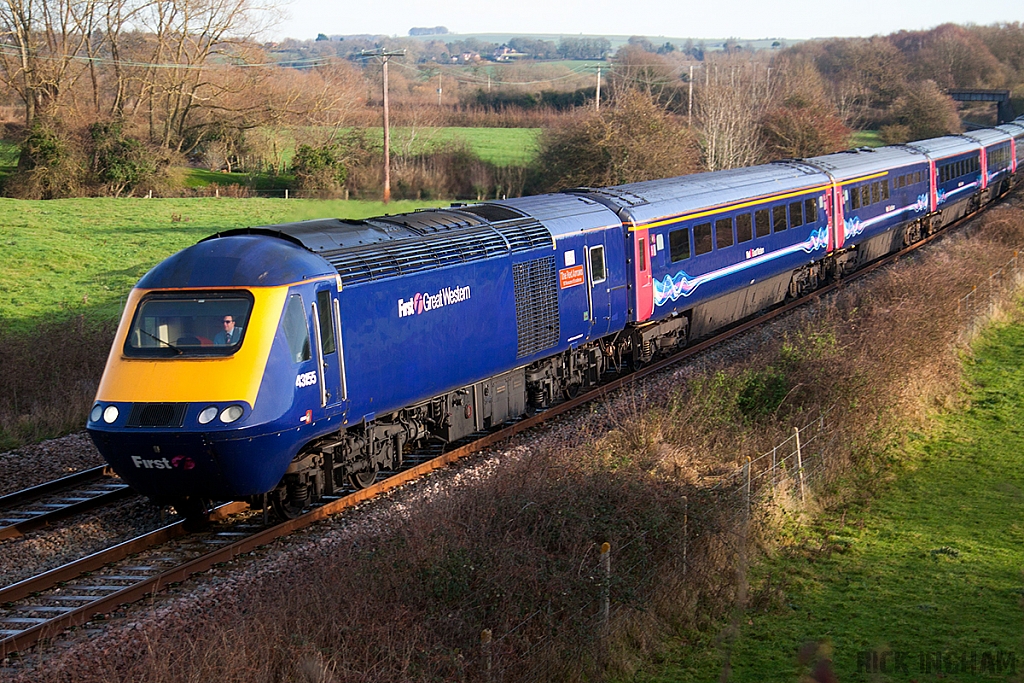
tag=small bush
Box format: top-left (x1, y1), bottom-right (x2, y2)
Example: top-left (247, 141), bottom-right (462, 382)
top-left (8, 119), bottom-right (87, 199)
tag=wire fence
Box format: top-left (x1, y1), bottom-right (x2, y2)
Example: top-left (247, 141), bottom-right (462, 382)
top-left (467, 409), bottom-right (839, 682)
top-left (956, 248), bottom-right (1023, 319)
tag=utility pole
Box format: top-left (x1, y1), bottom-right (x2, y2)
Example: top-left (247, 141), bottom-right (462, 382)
top-left (595, 65), bottom-right (601, 112)
top-left (688, 64), bottom-right (693, 128)
top-left (362, 48), bottom-right (406, 204)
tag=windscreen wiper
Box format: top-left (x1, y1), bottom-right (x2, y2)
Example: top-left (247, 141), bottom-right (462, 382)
top-left (139, 329), bottom-right (183, 355)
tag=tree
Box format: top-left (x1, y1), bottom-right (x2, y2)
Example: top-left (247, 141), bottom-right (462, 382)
top-left (761, 101), bottom-right (850, 159)
top-left (697, 57), bottom-right (776, 171)
top-left (531, 89), bottom-right (701, 191)
top-left (880, 80), bottom-right (961, 143)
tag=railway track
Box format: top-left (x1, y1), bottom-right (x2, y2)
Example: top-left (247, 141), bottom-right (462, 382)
top-left (0, 196), bottom-right (1005, 659)
top-left (0, 466), bottom-right (134, 541)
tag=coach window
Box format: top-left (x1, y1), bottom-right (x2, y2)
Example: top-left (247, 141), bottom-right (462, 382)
top-left (315, 290), bottom-right (336, 355)
top-left (694, 222), bottom-right (713, 255)
top-left (736, 213), bottom-right (753, 243)
top-left (789, 201), bottom-right (803, 228)
top-left (589, 245), bottom-right (606, 284)
top-left (804, 198), bottom-right (818, 224)
top-left (282, 294), bottom-right (311, 364)
top-left (772, 205), bottom-right (787, 232)
top-left (861, 185), bottom-right (871, 207)
top-left (669, 228), bottom-right (691, 262)
top-left (881, 180), bottom-right (890, 201)
top-left (716, 217), bottom-right (734, 249)
top-left (850, 186), bottom-right (860, 210)
top-left (755, 208), bottom-right (771, 237)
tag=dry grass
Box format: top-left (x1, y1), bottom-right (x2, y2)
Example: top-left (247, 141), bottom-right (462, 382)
top-left (11, 197), bottom-right (1024, 682)
top-left (0, 315), bottom-right (116, 450)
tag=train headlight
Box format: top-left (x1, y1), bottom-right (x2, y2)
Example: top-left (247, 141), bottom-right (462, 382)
top-left (220, 405), bottom-right (244, 424)
top-left (90, 405), bottom-right (103, 423)
top-left (102, 405), bottom-right (119, 424)
top-left (198, 406), bottom-right (218, 425)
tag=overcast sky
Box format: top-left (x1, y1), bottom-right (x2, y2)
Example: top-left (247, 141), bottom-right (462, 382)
top-left (269, 0), bottom-right (1022, 43)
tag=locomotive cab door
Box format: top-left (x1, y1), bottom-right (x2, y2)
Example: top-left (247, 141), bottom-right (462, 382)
top-left (312, 285), bottom-right (346, 410)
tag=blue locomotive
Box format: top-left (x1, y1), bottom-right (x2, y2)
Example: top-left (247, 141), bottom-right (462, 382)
top-left (86, 117), bottom-right (1024, 517)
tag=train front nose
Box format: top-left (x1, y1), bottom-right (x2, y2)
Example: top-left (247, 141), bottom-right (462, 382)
top-left (87, 428), bottom-right (233, 505)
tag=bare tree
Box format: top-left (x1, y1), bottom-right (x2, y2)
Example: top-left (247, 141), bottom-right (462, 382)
top-left (697, 57), bottom-right (776, 171)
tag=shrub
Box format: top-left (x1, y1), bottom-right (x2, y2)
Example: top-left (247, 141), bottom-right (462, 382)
top-left (89, 121), bottom-right (159, 197)
top-left (530, 89), bottom-right (701, 191)
top-left (8, 119), bottom-right (87, 199)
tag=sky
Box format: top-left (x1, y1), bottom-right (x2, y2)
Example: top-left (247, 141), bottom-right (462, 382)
top-left (269, 0), bottom-right (1022, 43)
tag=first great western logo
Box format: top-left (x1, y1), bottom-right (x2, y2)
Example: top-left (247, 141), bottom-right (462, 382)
top-left (398, 285), bottom-right (472, 318)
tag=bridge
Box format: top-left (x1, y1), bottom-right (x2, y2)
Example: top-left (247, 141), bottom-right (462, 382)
top-left (947, 89), bottom-right (1015, 124)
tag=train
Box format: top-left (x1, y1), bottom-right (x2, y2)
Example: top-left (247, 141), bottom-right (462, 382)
top-left (86, 115), bottom-right (1024, 518)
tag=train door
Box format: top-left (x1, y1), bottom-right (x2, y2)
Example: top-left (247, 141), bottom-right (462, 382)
top-left (632, 227), bottom-right (654, 322)
top-left (312, 284), bottom-right (346, 410)
top-left (586, 234), bottom-right (611, 338)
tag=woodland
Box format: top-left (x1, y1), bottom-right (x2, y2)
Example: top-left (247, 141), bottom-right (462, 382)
top-left (0, 2), bottom-right (1021, 199)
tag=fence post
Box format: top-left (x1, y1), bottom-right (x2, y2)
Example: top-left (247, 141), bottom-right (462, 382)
top-left (600, 542), bottom-right (611, 635)
top-left (285, 188), bottom-right (289, 200)
top-left (682, 496), bottom-right (688, 578)
top-left (744, 456), bottom-right (751, 517)
top-left (481, 629), bottom-right (492, 683)
top-left (794, 426), bottom-right (805, 504)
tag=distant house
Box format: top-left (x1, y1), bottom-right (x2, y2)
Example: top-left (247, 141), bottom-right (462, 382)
top-left (492, 46), bottom-right (524, 61)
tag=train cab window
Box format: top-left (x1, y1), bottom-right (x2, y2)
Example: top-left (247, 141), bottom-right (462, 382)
top-left (123, 292), bottom-right (254, 358)
top-left (694, 222), bottom-right (713, 255)
top-left (715, 217), bottom-right (734, 249)
top-left (669, 228), bottom-right (691, 262)
top-left (589, 245), bottom-right (606, 283)
top-left (789, 201), bottom-right (803, 228)
top-left (315, 290), bottom-right (336, 355)
top-left (755, 209), bottom-right (771, 237)
top-left (772, 205), bottom-right (787, 232)
top-left (736, 213), bottom-right (753, 243)
top-left (805, 198), bottom-right (818, 223)
top-left (282, 294), bottom-right (311, 363)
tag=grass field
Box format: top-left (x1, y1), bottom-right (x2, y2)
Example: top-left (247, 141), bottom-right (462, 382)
top-left (850, 130), bottom-right (884, 148)
top-left (641, 310), bottom-right (1024, 681)
top-left (0, 197), bottom-right (448, 333)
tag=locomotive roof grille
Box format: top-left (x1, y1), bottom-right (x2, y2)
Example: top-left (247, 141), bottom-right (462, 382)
top-left (322, 217), bottom-right (552, 285)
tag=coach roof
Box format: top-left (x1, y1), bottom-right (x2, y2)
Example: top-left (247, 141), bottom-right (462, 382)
top-left (573, 162), bottom-right (831, 227)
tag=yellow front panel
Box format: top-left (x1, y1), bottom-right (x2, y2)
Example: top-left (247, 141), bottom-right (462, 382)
top-left (95, 286), bottom-right (291, 406)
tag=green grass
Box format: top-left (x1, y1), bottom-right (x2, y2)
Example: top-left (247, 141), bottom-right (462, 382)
top-left (0, 197), bottom-right (447, 333)
top-left (642, 311), bottom-right (1024, 681)
top-left (851, 130), bottom-right (884, 148)
top-left (174, 127), bottom-right (540, 189)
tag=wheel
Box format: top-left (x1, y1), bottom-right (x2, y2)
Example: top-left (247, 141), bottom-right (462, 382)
top-left (349, 464), bottom-right (379, 490)
top-left (271, 492), bottom-right (305, 520)
top-left (270, 480), bottom-right (309, 520)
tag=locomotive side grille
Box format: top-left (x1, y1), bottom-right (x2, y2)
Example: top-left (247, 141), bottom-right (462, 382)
top-left (324, 226), bottom-right (509, 286)
top-left (513, 256), bottom-right (560, 358)
top-left (127, 403), bottom-right (187, 428)
top-left (493, 218), bottom-right (555, 253)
